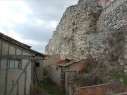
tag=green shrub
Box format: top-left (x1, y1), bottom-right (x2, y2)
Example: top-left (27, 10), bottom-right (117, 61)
top-left (31, 85), bottom-right (42, 95)
top-left (40, 78), bottom-right (65, 95)
top-left (111, 70), bottom-right (127, 85)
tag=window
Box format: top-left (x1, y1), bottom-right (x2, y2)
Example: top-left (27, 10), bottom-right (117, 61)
top-left (8, 60), bottom-right (22, 69)
top-left (9, 60), bottom-right (15, 68)
top-left (35, 61), bottom-right (40, 67)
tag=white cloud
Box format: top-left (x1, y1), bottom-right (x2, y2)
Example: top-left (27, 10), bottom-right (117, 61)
top-left (0, 0), bottom-right (32, 29)
top-left (34, 19), bottom-right (46, 26)
top-left (0, 0), bottom-right (78, 52)
top-left (23, 39), bottom-right (41, 46)
top-left (49, 20), bottom-right (58, 30)
top-left (32, 18), bottom-right (58, 31)
top-left (23, 39), bottom-right (46, 53)
top-left (65, 0), bottom-right (78, 6)
top-left (0, 28), bottom-right (5, 33)
top-left (31, 41), bottom-right (47, 53)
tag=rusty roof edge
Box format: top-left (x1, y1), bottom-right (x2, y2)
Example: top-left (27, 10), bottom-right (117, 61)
top-left (57, 60), bottom-right (81, 67)
top-left (30, 49), bottom-right (45, 57)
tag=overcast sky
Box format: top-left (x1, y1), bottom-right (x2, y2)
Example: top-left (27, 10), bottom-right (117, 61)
top-left (0, 0), bottom-right (78, 53)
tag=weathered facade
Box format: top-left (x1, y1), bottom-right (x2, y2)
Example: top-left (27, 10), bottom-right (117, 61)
top-left (44, 55), bottom-right (87, 94)
top-left (0, 32), bottom-right (44, 95)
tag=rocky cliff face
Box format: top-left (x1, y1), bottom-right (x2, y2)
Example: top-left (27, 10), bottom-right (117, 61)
top-left (45, 0), bottom-right (127, 76)
top-left (46, 0), bottom-right (102, 59)
top-left (97, 0), bottom-right (127, 75)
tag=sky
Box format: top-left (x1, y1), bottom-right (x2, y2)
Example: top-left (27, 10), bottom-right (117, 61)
top-left (0, 0), bottom-right (78, 53)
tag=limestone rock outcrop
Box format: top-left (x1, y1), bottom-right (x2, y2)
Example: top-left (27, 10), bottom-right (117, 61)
top-left (45, 0), bottom-right (127, 78)
top-left (45, 0), bottom-right (102, 59)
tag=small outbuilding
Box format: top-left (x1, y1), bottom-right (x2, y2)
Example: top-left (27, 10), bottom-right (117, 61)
top-left (0, 32), bottom-right (45, 95)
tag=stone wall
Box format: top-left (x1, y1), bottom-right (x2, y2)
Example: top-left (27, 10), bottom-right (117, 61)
top-left (73, 82), bottom-right (127, 95)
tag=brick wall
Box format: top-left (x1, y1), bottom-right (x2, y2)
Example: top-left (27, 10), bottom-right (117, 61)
top-left (75, 84), bottom-right (109, 95)
top-left (73, 82), bottom-right (127, 95)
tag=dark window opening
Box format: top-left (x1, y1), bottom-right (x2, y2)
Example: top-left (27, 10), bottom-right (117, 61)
top-left (35, 61), bottom-right (40, 67)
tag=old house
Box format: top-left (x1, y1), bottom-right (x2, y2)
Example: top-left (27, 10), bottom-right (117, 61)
top-left (58, 59), bottom-right (88, 95)
top-left (0, 32), bottom-right (44, 95)
top-left (44, 55), bottom-right (87, 89)
top-left (44, 54), bottom-right (100, 95)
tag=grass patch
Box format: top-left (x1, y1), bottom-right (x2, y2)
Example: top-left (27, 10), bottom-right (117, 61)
top-left (111, 71), bottom-right (127, 85)
top-left (40, 78), bottom-right (65, 95)
top-left (31, 85), bottom-right (43, 95)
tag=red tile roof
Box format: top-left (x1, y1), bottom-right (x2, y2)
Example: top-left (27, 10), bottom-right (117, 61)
top-left (57, 59), bottom-right (71, 64)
